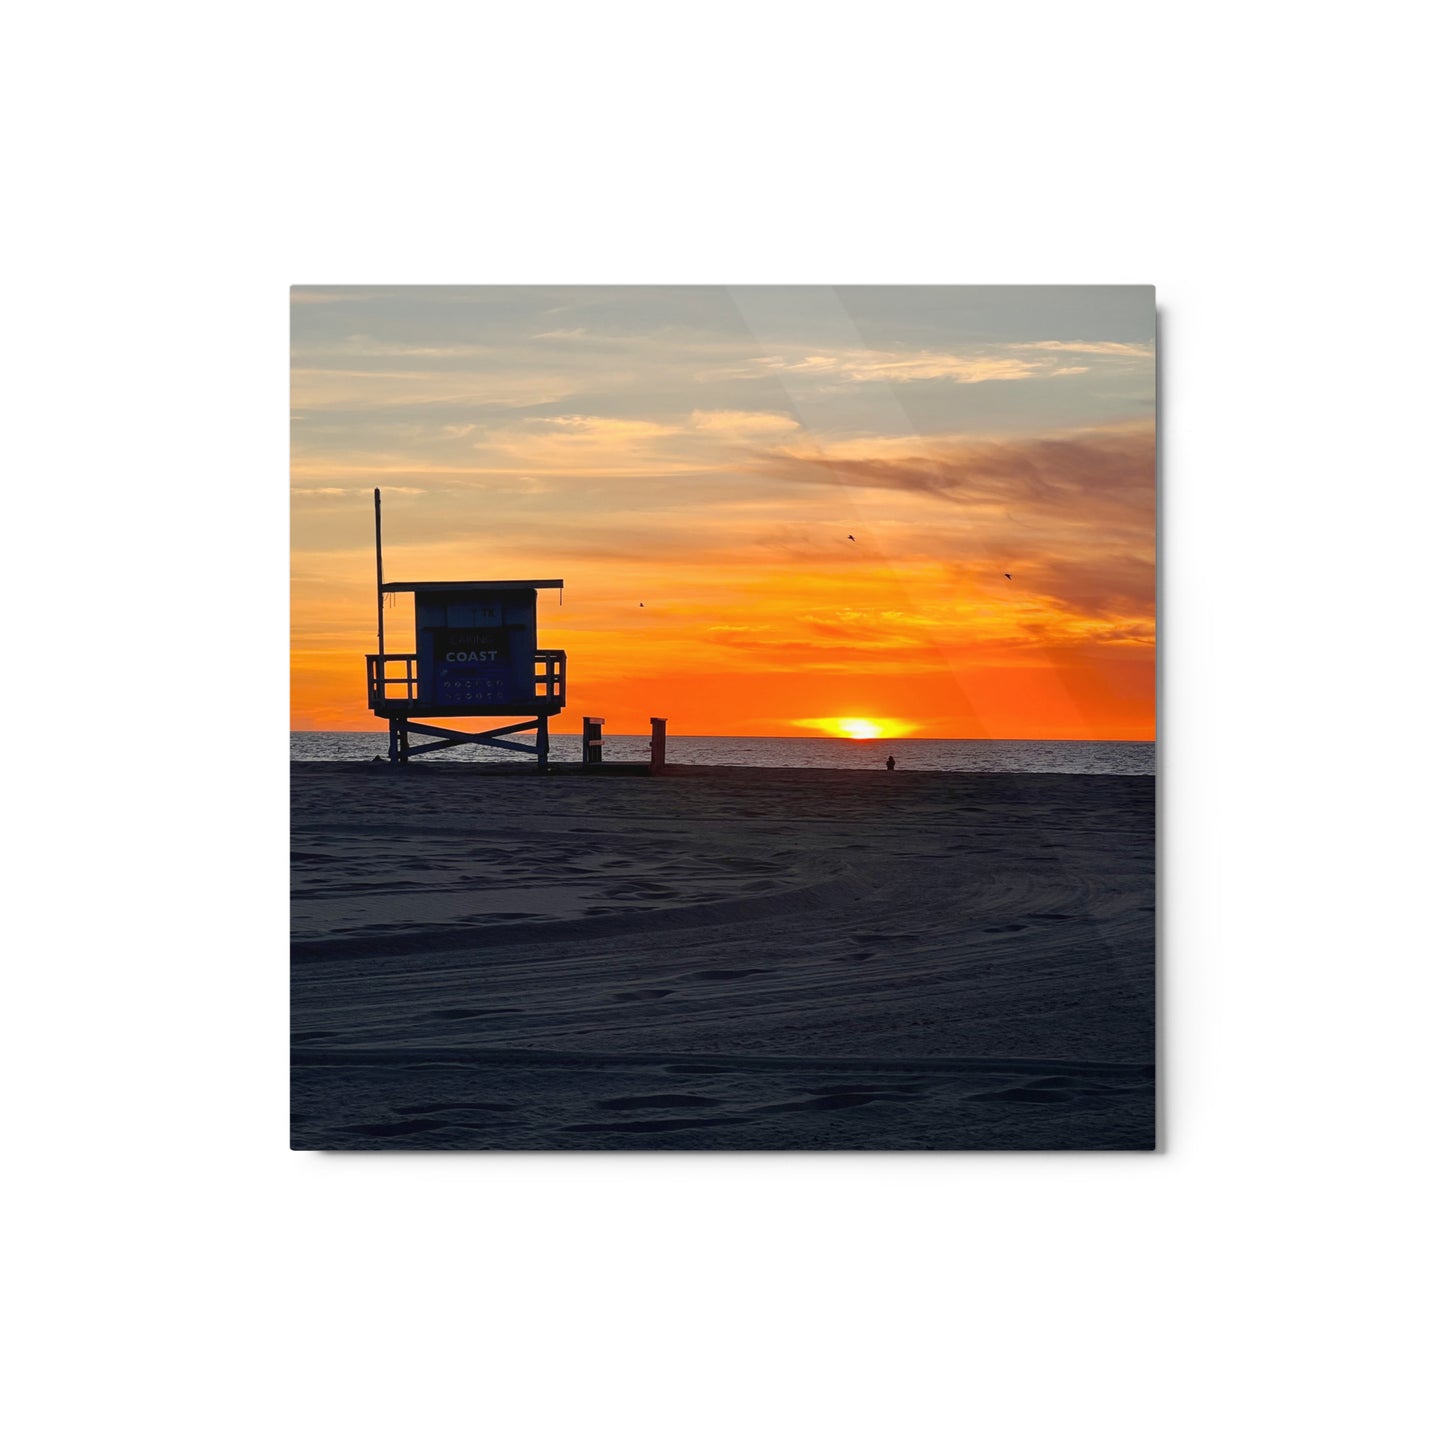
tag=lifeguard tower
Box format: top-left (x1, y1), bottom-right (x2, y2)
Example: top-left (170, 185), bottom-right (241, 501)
top-left (364, 490), bottom-right (566, 768)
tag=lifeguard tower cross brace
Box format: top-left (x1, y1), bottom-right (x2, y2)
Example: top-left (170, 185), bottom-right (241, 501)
top-left (365, 490), bottom-right (566, 768)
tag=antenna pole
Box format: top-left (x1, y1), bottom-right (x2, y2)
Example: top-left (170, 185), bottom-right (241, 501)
top-left (374, 487), bottom-right (385, 660)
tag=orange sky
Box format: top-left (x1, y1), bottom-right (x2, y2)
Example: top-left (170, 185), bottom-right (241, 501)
top-left (292, 286), bottom-right (1155, 739)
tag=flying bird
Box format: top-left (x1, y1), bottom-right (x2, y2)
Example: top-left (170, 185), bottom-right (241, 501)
top-left (1004, 573), bottom-right (1012, 581)
top-left (848, 535), bottom-right (856, 542)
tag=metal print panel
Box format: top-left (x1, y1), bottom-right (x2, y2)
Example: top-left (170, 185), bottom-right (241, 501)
top-left (291, 284), bottom-right (1157, 1150)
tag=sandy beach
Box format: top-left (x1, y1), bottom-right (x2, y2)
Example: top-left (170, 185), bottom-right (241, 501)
top-left (292, 763), bottom-right (1155, 1149)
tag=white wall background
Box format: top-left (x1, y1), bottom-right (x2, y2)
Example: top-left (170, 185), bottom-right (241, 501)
top-left (6, 3), bottom-right (1438, 1441)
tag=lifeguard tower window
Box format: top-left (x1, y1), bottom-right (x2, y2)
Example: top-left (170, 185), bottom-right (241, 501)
top-left (418, 587), bottom-right (533, 711)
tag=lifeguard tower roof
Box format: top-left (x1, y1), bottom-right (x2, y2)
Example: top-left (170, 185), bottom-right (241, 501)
top-left (381, 579), bottom-right (563, 594)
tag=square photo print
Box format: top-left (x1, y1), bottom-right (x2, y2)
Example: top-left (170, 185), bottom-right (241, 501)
top-left (291, 285), bottom-right (1156, 1149)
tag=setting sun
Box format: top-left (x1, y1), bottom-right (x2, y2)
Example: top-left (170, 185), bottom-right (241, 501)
top-left (793, 716), bottom-right (919, 740)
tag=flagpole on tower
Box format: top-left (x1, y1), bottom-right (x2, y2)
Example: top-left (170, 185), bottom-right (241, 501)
top-left (374, 487), bottom-right (385, 661)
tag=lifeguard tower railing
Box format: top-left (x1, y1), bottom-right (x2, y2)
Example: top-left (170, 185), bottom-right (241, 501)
top-left (367, 649), bottom-right (566, 714)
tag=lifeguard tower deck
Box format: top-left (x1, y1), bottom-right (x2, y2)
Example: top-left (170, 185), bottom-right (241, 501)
top-left (365, 492), bottom-right (566, 768)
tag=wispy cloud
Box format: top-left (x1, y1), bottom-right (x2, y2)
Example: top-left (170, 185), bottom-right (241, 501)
top-left (294, 334), bottom-right (494, 359)
top-left (290, 368), bottom-right (577, 411)
top-left (748, 425), bottom-right (1156, 632)
top-left (752, 350), bottom-right (1045, 384)
top-left (688, 409), bottom-right (799, 436)
top-left (759, 425), bottom-right (1155, 515)
top-left (1011, 339), bottom-right (1153, 357)
top-left (736, 340), bottom-right (1149, 387)
top-left (525, 414), bottom-right (679, 439)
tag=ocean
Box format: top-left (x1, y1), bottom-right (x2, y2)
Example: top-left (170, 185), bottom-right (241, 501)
top-left (291, 732), bottom-right (1154, 775)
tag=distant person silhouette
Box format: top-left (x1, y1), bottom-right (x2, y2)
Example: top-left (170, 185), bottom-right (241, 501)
top-left (886, 754), bottom-right (896, 771)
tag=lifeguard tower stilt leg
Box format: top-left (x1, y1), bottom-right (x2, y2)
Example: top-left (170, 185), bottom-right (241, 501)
top-left (385, 716), bottom-right (555, 765)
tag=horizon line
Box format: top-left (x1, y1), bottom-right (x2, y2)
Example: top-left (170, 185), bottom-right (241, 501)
top-left (290, 729), bottom-right (1156, 744)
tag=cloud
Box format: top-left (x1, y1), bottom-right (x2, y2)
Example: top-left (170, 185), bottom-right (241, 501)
top-left (290, 367), bottom-right (576, 411)
top-left (1001, 551), bottom-right (1156, 622)
top-left (688, 409), bottom-right (799, 436)
top-left (527, 415), bottom-right (679, 439)
top-left (719, 337), bottom-right (1151, 389)
top-left (292, 484), bottom-right (425, 497)
top-left (747, 425), bottom-right (1155, 634)
top-left (440, 410), bottom-right (805, 479)
top-left (737, 341), bottom-right (1153, 387)
top-left (1011, 340), bottom-right (1153, 358)
top-left (753, 350), bottom-right (1046, 384)
top-left (294, 334), bottom-right (493, 359)
top-left (759, 425), bottom-right (1155, 515)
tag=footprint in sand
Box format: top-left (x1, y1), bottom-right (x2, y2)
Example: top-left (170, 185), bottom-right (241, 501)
top-left (427, 1006), bottom-right (521, 1020)
top-left (594, 1093), bottom-right (720, 1111)
top-left (340, 1119), bottom-right (446, 1138)
top-left (564, 1117), bottom-right (744, 1134)
top-left (968, 1085), bottom-right (1075, 1103)
top-left (392, 1101), bottom-right (519, 1115)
